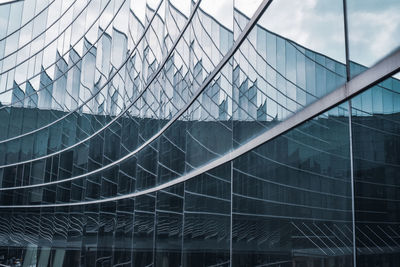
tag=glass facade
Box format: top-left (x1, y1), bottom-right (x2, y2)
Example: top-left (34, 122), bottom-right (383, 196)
top-left (0, 0), bottom-right (399, 266)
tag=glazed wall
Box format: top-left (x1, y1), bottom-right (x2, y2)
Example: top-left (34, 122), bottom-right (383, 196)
top-left (0, 0), bottom-right (399, 266)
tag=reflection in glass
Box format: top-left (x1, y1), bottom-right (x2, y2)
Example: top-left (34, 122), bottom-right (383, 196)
top-left (347, 0), bottom-right (400, 77)
top-left (0, 0), bottom-right (399, 266)
top-left (351, 71), bottom-right (400, 266)
top-left (232, 103), bottom-right (353, 266)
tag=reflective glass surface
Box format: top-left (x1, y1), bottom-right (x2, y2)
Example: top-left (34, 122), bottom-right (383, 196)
top-left (232, 103), bottom-right (353, 266)
top-left (347, 0), bottom-right (400, 77)
top-left (351, 72), bottom-right (400, 266)
top-left (0, 0), bottom-right (399, 266)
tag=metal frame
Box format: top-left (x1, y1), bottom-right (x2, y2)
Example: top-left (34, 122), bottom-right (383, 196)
top-left (0, 0), bottom-right (272, 192)
top-left (0, 0), bottom-right (200, 169)
top-left (0, 0), bottom-right (57, 42)
top-left (1, 45), bottom-right (399, 207)
top-left (0, 0), bottom-right (150, 144)
top-left (0, 0), bottom-right (117, 122)
top-left (342, 0), bottom-right (357, 265)
top-left (0, 0), bottom-right (23, 6)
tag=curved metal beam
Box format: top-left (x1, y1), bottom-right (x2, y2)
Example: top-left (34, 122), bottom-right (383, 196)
top-left (3, 0), bottom-right (399, 209)
top-left (0, 0), bottom-right (200, 170)
top-left (0, 0), bottom-right (274, 197)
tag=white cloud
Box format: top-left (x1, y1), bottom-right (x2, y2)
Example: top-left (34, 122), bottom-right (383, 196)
top-left (348, 8), bottom-right (400, 67)
top-left (257, 0), bottom-right (346, 63)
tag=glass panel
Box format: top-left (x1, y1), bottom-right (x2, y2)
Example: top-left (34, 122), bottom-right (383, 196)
top-left (232, 0), bottom-right (347, 148)
top-left (347, 0), bottom-right (400, 77)
top-left (232, 103), bottom-right (353, 266)
top-left (0, 0), bottom-right (398, 266)
top-left (351, 71), bottom-right (400, 266)
top-left (183, 163), bottom-right (231, 266)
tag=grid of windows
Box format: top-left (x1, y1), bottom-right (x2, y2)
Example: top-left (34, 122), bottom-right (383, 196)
top-left (0, 0), bottom-right (399, 266)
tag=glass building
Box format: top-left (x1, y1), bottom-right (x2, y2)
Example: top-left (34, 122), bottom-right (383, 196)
top-left (0, 0), bottom-right (399, 266)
